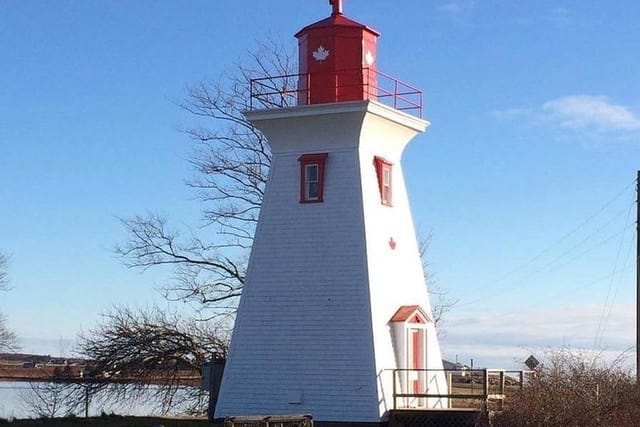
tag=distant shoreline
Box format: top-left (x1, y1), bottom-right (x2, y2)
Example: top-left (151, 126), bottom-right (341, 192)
top-left (1, 352), bottom-right (200, 386)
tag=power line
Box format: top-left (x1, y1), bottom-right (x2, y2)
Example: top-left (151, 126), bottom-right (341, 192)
top-left (458, 178), bottom-right (637, 307)
top-left (594, 190), bottom-right (637, 349)
top-left (525, 209), bottom-right (628, 274)
top-left (480, 263), bottom-right (635, 319)
top-left (596, 229), bottom-right (636, 350)
top-left (459, 222), bottom-right (634, 308)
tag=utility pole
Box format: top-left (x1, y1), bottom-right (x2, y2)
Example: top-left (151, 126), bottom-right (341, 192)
top-left (636, 170), bottom-right (639, 382)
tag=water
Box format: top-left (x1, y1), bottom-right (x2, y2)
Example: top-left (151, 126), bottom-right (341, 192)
top-left (0, 382), bottom-right (205, 420)
top-left (0, 383), bottom-right (23, 419)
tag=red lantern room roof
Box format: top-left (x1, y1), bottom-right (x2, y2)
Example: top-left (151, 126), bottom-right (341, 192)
top-left (294, 13), bottom-right (380, 38)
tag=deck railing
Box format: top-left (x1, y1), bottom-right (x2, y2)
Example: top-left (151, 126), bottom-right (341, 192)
top-left (391, 368), bottom-right (535, 410)
top-left (249, 68), bottom-right (423, 118)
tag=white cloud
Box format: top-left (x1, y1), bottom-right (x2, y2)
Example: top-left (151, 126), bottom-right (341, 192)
top-left (549, 7), bottom-right (572, 26)
top-left (492, 95), bottom-right (640, 135)
top-left (437, 0), bottom-right (476, 14)
top-left (542, 95), bottom-right (640, 132)
top-left (441, 304), bottom-right (635, 369)
top-left (488, 107), bottom-right (532, 119)
top-left (508, 7), bottom-right (572, 28)
top-left (437, 0), bottom-right (476, 24)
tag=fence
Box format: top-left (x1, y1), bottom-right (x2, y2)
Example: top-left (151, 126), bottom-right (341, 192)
top-left (392, 369), bottom-right (534, 411)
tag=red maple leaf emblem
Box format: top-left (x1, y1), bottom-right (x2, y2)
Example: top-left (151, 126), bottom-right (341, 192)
top-left (388, 237), bottom-right (397, 250)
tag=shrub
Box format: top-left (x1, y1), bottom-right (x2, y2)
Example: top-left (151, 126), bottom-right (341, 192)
top-left (493, 349), bottom-right (640, 427)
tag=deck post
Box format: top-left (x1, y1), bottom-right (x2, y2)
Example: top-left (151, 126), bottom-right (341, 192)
top-left (483, 369), bottom-right (489, 410)
top-left (392, 369), bottom-right (397, 410)
top-left (447, 372), bottom-right (452, 409)
top-left (519, 371), bottom-right (524, 391)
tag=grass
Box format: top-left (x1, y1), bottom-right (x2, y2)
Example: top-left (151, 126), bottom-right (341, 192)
top-left (0, 415), bottom-right (214, 427)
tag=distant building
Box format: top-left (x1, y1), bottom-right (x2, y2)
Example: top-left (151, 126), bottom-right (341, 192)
top-left (442, 360), bottom-right (470, 371)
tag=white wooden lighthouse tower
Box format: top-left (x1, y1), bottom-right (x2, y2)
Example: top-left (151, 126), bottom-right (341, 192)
top-left (215, 1), bottom-right (447, 423)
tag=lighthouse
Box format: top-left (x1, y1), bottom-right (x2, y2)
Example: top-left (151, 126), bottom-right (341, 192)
top-left (214, 1), bottom-right (447, 424)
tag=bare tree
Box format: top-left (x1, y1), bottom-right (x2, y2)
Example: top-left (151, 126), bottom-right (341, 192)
top-left (0, 252), bottom-right (18, 352)
top-left (0, 252), bottom-right (7, 289)
top-left (115, 39), bottom-right (296, 321)
top-left (419, 233), bottom-right (458, 337)
top-left (76, 306), bottom-right (228, 415)
top-left (19, 363), bottom-right (86, 418)
top-left (19, 380), bottom-right (82, 418)
top-left (115, 213), bottom-right (246, 321)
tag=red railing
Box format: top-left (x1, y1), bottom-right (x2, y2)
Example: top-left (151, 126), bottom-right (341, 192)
top-left (249, 68), bottom-right (423, 118)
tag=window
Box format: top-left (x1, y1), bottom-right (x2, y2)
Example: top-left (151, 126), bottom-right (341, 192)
top-left (305, 164), bottom-right (319, 199)
top-left (374, 156), bottom-right (393, 206)
top-left (298, 153), bottom-right (328, 203)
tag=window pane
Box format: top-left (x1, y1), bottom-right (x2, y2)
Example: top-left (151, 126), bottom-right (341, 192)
top-left (383, 186), bottom-right (390, 203)
top-left (307, 182), bottom-right (318, 199)
top-left (374, 157), bottom-right (392, 206)
top-left (306, 164), bottom-right (318, 182)
top-left (382, 165), bottom-right (391, 204)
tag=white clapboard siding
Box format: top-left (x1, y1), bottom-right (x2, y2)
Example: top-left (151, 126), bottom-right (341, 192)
top-left (214, 101), bottom-right (446, 422)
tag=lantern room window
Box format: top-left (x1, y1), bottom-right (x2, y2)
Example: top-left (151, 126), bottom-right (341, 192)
top-left (374, 156), bottom-right (393, 206)
top-left (299, 153), bottom-right (328, 203)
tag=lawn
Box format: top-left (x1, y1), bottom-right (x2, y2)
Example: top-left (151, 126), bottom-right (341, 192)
top-left (0, 415), bottom-right (214, 427)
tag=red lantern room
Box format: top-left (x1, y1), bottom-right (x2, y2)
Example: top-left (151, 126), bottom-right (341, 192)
top-left (248, 0), bottom-right (422, 116)
top-left (295, 0), bottom-right (380, 105)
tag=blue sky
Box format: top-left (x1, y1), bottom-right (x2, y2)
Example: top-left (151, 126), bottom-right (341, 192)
top-left (1, 1), bottom-right (639, 369)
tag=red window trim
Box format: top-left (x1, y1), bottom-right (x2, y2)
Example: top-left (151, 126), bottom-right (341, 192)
top-left (374, 156), bottom-right (393, 206)
top-left (298, 153), bottom-right (328, 203)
